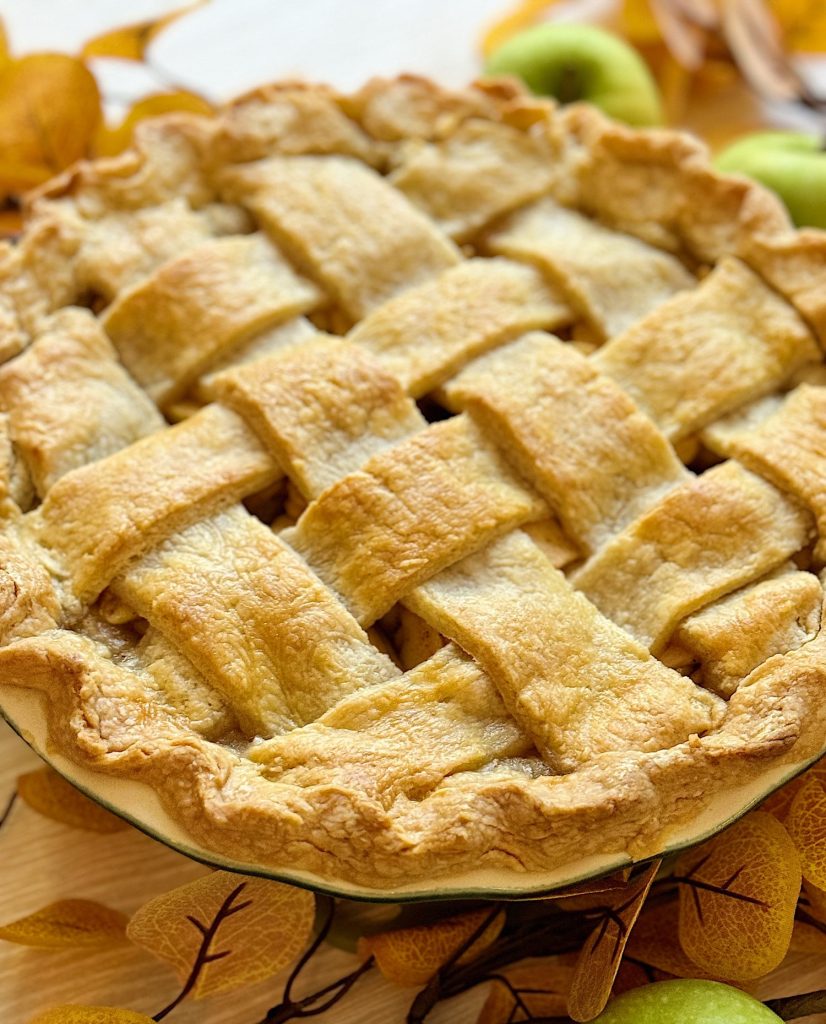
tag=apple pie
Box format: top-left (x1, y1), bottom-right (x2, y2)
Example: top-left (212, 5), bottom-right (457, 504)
top-left (0, 75), bottom-right (824, 888)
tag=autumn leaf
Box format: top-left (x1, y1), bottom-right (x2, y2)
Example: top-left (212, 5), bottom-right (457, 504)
top-left (786, 777), bottom-right (826, 889)
top-left (0, 207), bottom-right (21, 238)
top-left (772, 0), bottom-right (826, 52)
top-left (626, 900), bottom-right (722, 980)
top-left (761, 758), bottom-right (826, 823)
top-left (0, 20), bottom-right (9, 73)
top-left (81, 2), bottom-right (208, 61)
top-left (0, 899), bottom-right (128, 947)
top-left (28, 1009), bottom-right (153, 1024)
top-left (18, 766), bottom-right (127, 833)
top-left (803, 879), bottom-right (826, 921)
top-left (476, 960), bottom-right (573, 1023)
top-left (127, 871), bottom-right (315, 999)
top-left (94, 92), bottom-right (214, 158)
top-left (480, 0), bottom-right (561, 58)
top-left (790, 917), bottom-right (826, 953)
top-left (619, 0), bottom-right (663, 45)
top-left (567, 859), bottom-right (660, 1022)
top-left (795, 881), bottom-right (826, 951)
top-left (611, 957), bottom-right (658, 995)
top-left (0, 54), bottom-right (100, 197)
top-left (676, 811), bottom-right (801, 980)
top-left (359, 907), bottom-right (505, 987)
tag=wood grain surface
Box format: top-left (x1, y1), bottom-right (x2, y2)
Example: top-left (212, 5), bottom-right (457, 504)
top-left (0, 721), bottom-right (824, 1024)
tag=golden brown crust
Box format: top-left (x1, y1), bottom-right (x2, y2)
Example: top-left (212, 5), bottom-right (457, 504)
top-left (0, 76), bottom-right (825, 889)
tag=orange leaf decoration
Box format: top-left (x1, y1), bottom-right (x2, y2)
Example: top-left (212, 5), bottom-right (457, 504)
top-left (611, 957), bottom-right (657, 995)
top-left (567, 859), bottom-right (661, 1022)
top-left (0, 20), bottom-right (9, 73)
top-left (359, 908), bottom-right (505, 987)
top-left (476, 960), bottom-right (573, 1024)
top-left (626, 900), bottom-right (722, 980)
top-left (94, 92), bottom-right (214, 158)
top-left (18, 766), bottom-right (127, 833)
top-left (770, 0), bottom-right (826, 52)
top-left (28, 1009), bottom-right (153, 1024)
top-left (803, 879), bottom-right (826, 921)
top-left (789, 917), bottom-right (826, 953)
top-left (81, 2), bottom-right (208, 61)
top-left (676, 811), bottom-right (801, 980)
top-left (786, 777), bottom-right (826, 889)
top-left (0, 899), bottom-right (128, 947)
top-left (0, 54), bottom-right (100, 196)
top-left (761, 758), bottom-right (826, 823)
top-left (480, 0), bottom-right (561, 58)
top-left (127, 871), bottom-right (315, 999)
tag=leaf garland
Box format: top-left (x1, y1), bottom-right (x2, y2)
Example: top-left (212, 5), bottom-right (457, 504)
top-left (127, 871), bottom-right (315, 1004)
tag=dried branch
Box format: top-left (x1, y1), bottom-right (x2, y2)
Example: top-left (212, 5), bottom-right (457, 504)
top-left (152, 881), bottom-right (249, 1022)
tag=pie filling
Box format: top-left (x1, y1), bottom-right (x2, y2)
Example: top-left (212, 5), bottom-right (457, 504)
top-left (0, 76), bottom-right (823, 886)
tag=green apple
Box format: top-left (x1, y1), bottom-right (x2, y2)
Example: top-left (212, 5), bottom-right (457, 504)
top-left (593, 980), bottom-right (784, 1023)
top-left (716, 132), bottom-right (826, 229)
top-left (484, 22), bottom-right (663, 127)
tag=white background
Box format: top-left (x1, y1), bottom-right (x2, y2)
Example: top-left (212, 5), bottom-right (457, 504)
top-left (0, 0), bottom-right (513, 121)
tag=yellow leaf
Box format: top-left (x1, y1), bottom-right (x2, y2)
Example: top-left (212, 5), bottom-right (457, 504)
top-left (0, 20), bottom-right (10, 72)
top-left (127, 871), bottom-right (315, 999)
top-left (93, 91), bottom-right (214, 158)
top-left (619, 0), bottom-right (663, 45)
top-left (626, 901), bottom-right (724, 980)
top-left (770, 0), bottom-right (826, 52)
top-left (476, 960), bottom-right (572, 1024)
top-left (29, 1008), bottom-right (153, 1024)
top-left (803, 879), bottom-right (826, 921)
top-left (480, 0), bottom-right (563, 58)
top-left (567, 859), bottom-right (661, 1022)
top-left (0, 54), bottom-right (100, 197)
top-left (612, 957), bottom-right (659, 994)
top-left (81, 2), bottom-right (208, 61)
top-left (0, 899), bottom-right (128, 947)
top-left (677, 811), bottom-right (801, 980)
top-left (761, 758), bottom-right (826, 823)
top-left (0, 206), bottom-right (21, 238)
top-left (790, 918), bottom-right (826, 953)
top-left (18, 767), bottom-right (128, 833)
top-left (786, 778), bottom-right (826, 889)
top-left (359, 908), bottom-right (505, 987)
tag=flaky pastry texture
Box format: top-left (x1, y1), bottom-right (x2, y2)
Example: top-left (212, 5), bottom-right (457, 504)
top-left (0, 75), bottom-right (823, 887)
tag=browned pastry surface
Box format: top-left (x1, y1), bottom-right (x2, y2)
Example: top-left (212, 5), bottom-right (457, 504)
top-left (0, 75), bottom-right (823, 886)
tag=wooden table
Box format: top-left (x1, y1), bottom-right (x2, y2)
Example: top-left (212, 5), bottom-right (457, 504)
top-left (1, 721), bottom-right (825, 1024)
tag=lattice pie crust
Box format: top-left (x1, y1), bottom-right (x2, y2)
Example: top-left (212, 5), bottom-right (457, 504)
top-left (0, 75), bottom-right (824, 886)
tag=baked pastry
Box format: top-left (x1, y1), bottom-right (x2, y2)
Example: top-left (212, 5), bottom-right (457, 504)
top-left (0, 75), bottom-right (824, 889)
